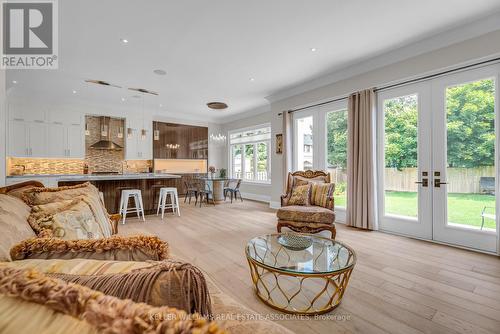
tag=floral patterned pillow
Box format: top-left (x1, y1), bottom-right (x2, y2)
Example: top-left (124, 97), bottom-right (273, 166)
top-left (288, 184), bottom-right (312, 206)
top-left (28, 197), bottom-right (107, 240)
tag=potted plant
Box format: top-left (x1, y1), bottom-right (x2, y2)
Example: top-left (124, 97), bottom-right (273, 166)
top-left (219, 168), bottom-right (227, 178)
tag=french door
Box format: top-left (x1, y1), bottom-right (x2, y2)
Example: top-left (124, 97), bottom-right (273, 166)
top-left (378, 65), bottom-right (499, 253)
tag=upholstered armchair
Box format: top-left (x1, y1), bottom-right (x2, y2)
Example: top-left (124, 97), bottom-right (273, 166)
top-left (277, 170), bottom-right (336, 238)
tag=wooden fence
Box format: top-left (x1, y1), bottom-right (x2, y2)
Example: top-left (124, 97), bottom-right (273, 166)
top-left (328, 166), bottom-right (495, 193)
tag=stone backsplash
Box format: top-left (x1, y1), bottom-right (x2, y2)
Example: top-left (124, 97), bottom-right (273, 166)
top-left (85, 116), bottom-right (125, 173)
top-left (7, 158), bottom-right (152, 175)
top-left (7, 158), bottom-right (85, 175)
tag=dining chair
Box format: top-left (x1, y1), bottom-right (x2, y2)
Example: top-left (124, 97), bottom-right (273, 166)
top-left (184, 180), bottom-right (198, 204)
top-left (196, 179), bottom-right (216, 207)
top-left (224, 179), bottom-right (243, 203)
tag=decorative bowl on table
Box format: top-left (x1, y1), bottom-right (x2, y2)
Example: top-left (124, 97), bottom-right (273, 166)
top-left (278, 233), bottom-right (313, 251)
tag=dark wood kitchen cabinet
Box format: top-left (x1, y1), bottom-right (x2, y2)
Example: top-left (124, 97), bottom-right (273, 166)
top-left (153, 122), bottom-right (208, 159)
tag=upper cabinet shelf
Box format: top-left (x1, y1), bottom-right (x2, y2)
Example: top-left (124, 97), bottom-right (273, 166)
top-left (153, 122), bottom-right (208, 160)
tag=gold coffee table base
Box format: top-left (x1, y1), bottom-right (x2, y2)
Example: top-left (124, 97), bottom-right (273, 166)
top-left (246, 257), bottom-right (354, 315)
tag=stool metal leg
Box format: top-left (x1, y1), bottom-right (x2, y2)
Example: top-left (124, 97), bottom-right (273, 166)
top-left (121, 195), bottom-right (128, 225)
top-left (174, 190), bottom-right (180, 216)
top-left (137, 193), bottom-right (145, 221)
top-left (161, 192), bottom-right (167, 220)
top-left (157, 189), bottom-right (163, 216)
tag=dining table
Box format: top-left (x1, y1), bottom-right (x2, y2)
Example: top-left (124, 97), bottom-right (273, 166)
top-left (197, 176), bottom-right (238, 204)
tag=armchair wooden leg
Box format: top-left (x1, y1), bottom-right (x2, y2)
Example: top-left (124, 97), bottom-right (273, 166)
top-left (330, 225), bottom-right (337, 239)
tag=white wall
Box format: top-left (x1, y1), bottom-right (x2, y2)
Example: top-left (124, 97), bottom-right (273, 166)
top-left (0, 69), bottom-right (5, 186)
top-left (222, 107), bottom-right (272, 202)
top-left (268, 29), bottom-right (500, 206)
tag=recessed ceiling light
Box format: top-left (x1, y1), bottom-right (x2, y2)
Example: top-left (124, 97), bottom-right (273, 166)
top-left (207, 102), bottom-right (228, 110)
top-left (72, 90), bottom-right (77, 94)
top-left (153, 69), bottom-right (166, 75)
top-left (121, 97), bottom-right (126, 102)
top-left (159, 104), bottom-right (163, 107)
top-left (249, 78), bottom-right (255, 82)
top-left (12, 80), bottom-right (17, 84)
top-left (120, 38), bottom-right (129, 44)
top-left (310, 47), bottom-right (317, 52)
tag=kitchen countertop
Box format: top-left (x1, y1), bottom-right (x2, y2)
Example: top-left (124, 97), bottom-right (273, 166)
top-left (7, 173), bottom-right (182, 181)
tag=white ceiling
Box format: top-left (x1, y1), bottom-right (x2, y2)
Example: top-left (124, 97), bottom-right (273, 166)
top-left (7, 0), bottom-right (500, 122)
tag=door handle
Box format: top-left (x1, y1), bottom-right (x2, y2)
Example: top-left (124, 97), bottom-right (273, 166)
top-left (415, 179), bottom-right (428, 187)
top-left (434, 179), bottom-right (448, 188)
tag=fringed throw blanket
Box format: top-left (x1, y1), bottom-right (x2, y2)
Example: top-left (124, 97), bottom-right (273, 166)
top-left (47, 260), bottom-right (213, 317)
top-left (0, 265), bottom-right (222, 334)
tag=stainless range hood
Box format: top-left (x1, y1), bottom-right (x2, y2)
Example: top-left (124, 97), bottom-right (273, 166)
top-left (90, 117), bottom-right (123, 150)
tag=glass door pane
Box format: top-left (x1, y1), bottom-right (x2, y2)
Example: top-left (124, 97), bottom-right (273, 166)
top-left (377, 83), bottom-right (432, 240)
top-left (445, 78), bottom-right (496, 231)
top-left (295, 116), bottom-right (314, 170)
top-left (326, 109), bottom-right (348, 208)
top-left (257, 142), bottom-right (268, 182)
top-left (244, 144), bottom-right (254, 181)
top-left (383, 94), bottom-right (419, 219)
top-left (432, 66), bottom-right (498, 253)
top-left (232, 145), bottom-right (242, 178)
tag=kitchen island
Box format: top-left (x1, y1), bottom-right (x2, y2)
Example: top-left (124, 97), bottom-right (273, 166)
top-left (57, 173), bottom-right (192, 214)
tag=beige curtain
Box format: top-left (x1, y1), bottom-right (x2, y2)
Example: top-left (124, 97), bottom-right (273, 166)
top-left (282, 111), bottom-right (293, 192)
top-left (346, 89), bottom-right (377, 230)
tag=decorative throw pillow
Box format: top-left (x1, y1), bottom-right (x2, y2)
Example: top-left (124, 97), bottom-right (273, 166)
top-left (0, 194), bottom-right (36, 261)
top-left (287, 184), bottom-right (311, 206)
top-left (23, 183), bottom-right (113, 237)
top-left (29, 197), bottom-right (107, 240)
top-left (311, 183), bottom-right (335, 208)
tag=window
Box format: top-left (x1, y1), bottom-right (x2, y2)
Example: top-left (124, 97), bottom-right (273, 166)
top-left (294, 115), bottom-right (314, 170)
top-left (229, 125), bottom-right (271, 183)
top-left (326, 109), bottom-right (348, 208)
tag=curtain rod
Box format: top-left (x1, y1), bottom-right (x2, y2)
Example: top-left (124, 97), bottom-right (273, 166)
top-left (278, 55), bottom-right (500, 116)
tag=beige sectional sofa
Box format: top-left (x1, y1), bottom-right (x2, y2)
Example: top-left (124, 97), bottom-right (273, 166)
top-left (0, 181), bottom-right (293, 334)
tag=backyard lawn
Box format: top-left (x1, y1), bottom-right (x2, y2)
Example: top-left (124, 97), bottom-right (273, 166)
top-left (334, 191), bottom-right (496, 229)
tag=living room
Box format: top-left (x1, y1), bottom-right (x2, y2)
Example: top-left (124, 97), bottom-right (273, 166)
top-left (1, 1), bottom-right (500, 333)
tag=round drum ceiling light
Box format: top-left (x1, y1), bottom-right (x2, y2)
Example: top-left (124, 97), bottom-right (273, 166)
top-left (207, 102), bottom-right (228, 110)
top-left (153, 69), bottom-right (166, 75)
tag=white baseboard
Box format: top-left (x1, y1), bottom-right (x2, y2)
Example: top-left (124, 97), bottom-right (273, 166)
top-left (269, 201), bottom-right (281, 209)
top-left (240, 192), bottom-right (271, 203)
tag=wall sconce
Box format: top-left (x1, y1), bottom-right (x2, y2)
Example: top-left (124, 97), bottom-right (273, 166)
top-left (117, 127), bottom-right (124, 138)
top-left (85, 123), bottom-right (90, 136)
top-left (141, 129), bottom-right (147, 140)
top-left (127, 128), bottom-right (133, 138)
top-left (154, 129), bottom-right (160, 141)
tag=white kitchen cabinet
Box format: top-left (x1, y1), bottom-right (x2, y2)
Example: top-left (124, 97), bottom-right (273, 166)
top-left (8, 102), bottom-right (46, 123)
top-left (8, 120), bottom-right (28, 157)
top-left (48, 123), bottom-right (66, 157)
top-left (125, 117), bottom-right (152, 160)
top-left (46, 111), bottom-right (84, 159)
top-left (66, 124), bottom-right (84, 158)
top-left (28, 122), bottom-right (48, 157)
top-left (8, 120), bottom-right (47, 157)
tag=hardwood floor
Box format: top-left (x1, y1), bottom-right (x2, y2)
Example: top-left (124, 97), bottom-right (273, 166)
top-left (120, 200), bottom-right (500, 334)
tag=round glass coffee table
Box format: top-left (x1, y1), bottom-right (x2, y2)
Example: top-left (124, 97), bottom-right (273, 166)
top-left (245, 233), bottom-right (356, 315)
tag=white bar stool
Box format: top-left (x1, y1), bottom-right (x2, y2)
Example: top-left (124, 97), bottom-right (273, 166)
top-left (157, 187), bottom-right (181, 219)
top-left (119, 189), bottom-right (145, 224)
